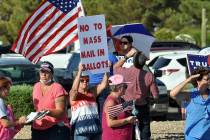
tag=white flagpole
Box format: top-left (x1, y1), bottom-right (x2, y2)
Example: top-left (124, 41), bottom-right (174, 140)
top-left (74, 0), bottom-right (85, 51)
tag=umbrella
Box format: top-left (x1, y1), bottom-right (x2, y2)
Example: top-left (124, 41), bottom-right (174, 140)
top-left (107, 23), bottom-right (155, 59)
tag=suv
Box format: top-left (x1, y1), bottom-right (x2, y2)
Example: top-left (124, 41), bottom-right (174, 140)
top-left (0, 54), bottom-right (40, 85)
top-left (148, 41), bottom-right (201, 64)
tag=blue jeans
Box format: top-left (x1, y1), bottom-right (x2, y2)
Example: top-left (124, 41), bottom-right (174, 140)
top-left (31, 125), bottom-right (70, 140)
top-left (74, 134), bottom-right (101, 140)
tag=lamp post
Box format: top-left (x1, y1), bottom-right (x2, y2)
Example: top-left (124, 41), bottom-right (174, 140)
top-left (201, 8), bottom-right (208, 48)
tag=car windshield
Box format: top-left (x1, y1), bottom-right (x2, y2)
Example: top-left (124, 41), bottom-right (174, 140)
top-left (152, 57), bottom-right (171, 69)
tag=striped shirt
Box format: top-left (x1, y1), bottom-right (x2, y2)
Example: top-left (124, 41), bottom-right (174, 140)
top-left (70, 92), bottom-right (101, 135)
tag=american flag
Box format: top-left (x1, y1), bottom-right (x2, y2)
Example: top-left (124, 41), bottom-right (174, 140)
top-left (107, 100), bottom-right (134, 119)
top-left (11, 0), bottom-right (84, 63)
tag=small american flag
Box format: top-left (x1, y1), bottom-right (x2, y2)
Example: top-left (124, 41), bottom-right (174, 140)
top-left (11, 0), bottom-right (84, 63)
top-left (107, 100), bottom-right (134, 119)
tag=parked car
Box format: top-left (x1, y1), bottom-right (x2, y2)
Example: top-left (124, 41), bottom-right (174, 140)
top-left (199, 46), bottom-right (210, 55)
top-left (149, 52), bottom-right (200, 107)
top-left (149, 52), bottom-right (199, 91)
top-left (0, 54), bottom-right (40, 85)
top-left (151, 41), bottom-right (200, 52)
top-left (148, 41), bottom-right (201, 64)
top-left (63, 52), bottom-right (168, 119)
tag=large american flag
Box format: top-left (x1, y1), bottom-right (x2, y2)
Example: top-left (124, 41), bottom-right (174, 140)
top-left (107, 100), bottom-right (134, 119)
top-left (11, 0), bottom-right (84, 63)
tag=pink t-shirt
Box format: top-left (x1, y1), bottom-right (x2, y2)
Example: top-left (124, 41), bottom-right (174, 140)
top-left (102, 96), bottom-right (132, 140)
top-left (32, 82), bottom-right (69, 130)
top-left (0, 105), bottom-right (21, 140)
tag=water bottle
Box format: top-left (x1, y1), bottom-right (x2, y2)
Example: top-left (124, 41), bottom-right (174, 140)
top-left (135, 123), bottom-right (141, 140)
top-left (132, 100), bottom-right (141, 140)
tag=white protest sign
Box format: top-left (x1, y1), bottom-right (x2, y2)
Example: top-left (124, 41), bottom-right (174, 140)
top-left (78, 15), bottom-right (109, 74)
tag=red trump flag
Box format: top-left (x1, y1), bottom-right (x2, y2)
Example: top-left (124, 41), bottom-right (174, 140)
top-left (11, 0), bottom-right (84, 63)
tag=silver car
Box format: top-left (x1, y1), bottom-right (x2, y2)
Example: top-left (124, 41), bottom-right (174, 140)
top-left (0, 54), bottom-right (40, 85)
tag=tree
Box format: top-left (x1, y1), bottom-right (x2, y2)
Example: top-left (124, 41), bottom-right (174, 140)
top-left (0, 0), bottom-right (41, 45)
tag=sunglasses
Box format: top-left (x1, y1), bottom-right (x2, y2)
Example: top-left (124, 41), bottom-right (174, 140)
top-left (80, 78), bottom-right (89, 83)
top-left (120, 41), bottom-right (129, 45)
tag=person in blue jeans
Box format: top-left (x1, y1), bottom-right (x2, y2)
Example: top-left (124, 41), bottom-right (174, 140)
top-left (170, 67), bottom-right (210, 140)
top-left (89, 53), bottom-right (118, 122)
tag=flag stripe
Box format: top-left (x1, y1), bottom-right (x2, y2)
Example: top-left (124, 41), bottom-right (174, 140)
top-left (24, 11), bottom-right (65, 57)
top-left (44, 24), bottom-right (78, 53)
top-left (12, 0), bottom-right (83, 63)
top-left (107, 100), bottom-right (133, 118)
top-left (25, 6), bottom-right (78, 59)
top-left (29, 24), bottom-right (77, 62)
top-left (19, 3), bottom-right (54, 54)
top-left (28, 18), bottom-right (78, 62)
top-left (24, 11), bottom-right (64, 57)
top-left (11, 2), bottom-right (51, 53)
top-left (22, 6), bottom-right (60, 56)
top-left (32, 24), bottom-right (78, 62)
top-left (26, 11), bottom-right (78, 61)
top-left (46, 34), bottom-right (78, 55)
top-left (27, 8), bottom-right (59, 43)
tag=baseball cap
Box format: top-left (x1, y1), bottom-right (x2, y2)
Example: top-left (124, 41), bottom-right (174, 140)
top-left (108, 74), bottom-right (131, 86)
top-left (40, 61), bottom-right (54, 74)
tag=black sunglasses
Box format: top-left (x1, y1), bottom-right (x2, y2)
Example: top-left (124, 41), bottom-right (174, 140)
top-left (80, 78), bottom-right (89, 83)
top-left (118, 84), bottom-right (128, 89)
top-left (120, 41), bottom-right (129, 45)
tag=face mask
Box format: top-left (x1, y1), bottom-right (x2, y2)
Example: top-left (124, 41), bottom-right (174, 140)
top-left (40, 79), bottom-right (52, 85)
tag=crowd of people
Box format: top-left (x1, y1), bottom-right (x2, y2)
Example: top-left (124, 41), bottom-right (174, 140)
top-left (0, 35), bottom-right (210, 140)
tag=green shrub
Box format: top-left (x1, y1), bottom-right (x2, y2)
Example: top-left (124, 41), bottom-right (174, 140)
top-left (6, 84), bottom-right (34, 118)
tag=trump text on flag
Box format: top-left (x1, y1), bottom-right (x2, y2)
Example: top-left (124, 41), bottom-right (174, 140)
top-left (78, 15), bottom-right (109, 74)
top-left (187, 54), bottom-right (210, 75)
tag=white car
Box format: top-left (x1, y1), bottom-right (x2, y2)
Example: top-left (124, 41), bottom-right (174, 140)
top-left (147, 41), bottom-right (201, 65)
top-left (149, 52), bottom-right (198, 92)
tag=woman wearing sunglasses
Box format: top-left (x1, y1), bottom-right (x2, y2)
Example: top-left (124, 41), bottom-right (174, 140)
top-left (102, 74), bottom-right (138, 140)
top-left (114, 35), bottom-right (133, 56)
top-left (70, 63), bottom-right (108, 140)
top-left (170, 67), bottom-right (210, 140)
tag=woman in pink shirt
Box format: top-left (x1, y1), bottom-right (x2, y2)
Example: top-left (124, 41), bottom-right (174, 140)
top-left (102, 74), bottom-right (138, 140)
top-left (32, 61), bottom-right (70, 140)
